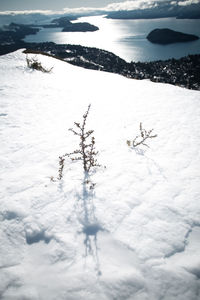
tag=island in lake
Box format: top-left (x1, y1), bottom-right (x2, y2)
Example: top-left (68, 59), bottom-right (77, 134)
top-left (147, 28), bottom-right (199, 44)
top-left (49, 16), bottom-right (99, 32)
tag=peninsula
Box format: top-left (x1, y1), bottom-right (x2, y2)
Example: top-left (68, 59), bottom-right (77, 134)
top-left (50, 16), bottom-right (99, 32)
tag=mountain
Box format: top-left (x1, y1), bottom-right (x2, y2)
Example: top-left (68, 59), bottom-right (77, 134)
top-left (0, 50), bottom-right (200, 300)
top-left (106, 2), bottom-right (200, 19)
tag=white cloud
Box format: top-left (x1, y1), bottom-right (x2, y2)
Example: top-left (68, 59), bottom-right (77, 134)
top-left (0, 0), bottom-right (199, 16)
top-left (63, 7), bottom-right (99, 14)
top-left (0, 10), bottom-right (55, 16)
top-left (178, 0), bottom-right (199, 6)
top-left (62, 1), bottom-right (161, 13)
top-left (105, 1), bottom-right (157, 11)
top-left (104, 0), bottom-right (199, 12)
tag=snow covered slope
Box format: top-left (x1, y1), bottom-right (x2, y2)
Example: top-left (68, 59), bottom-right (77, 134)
top-left (0, 50), bottom-right (200, 300)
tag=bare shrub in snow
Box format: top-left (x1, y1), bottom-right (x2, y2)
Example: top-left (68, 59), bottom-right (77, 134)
top-left (66, 104), bottom-right (100, 173)
top-left (57, 156), bottom-right (65, 180)
top-left (54, 104), bottom-right (100, 180)
top-left (127, 122), bottom-right (157, 148)
top-left (26, 55), bottom-right (53, 73)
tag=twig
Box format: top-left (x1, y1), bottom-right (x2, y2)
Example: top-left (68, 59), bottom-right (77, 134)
top-left (127, 122), bottom-right (157, 148)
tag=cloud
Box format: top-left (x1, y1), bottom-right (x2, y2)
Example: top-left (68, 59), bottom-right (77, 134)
top-left (62, 1), bottom-right (169, 13)
top-left (103, 0), bottom-right (199, 12)
top-left (0, 10), bottom-right (55, 16)
top-left (0, 0), bottom-right (199, 16)
top-left (105, 1), bottom-right (156, 11)
top-left (63, 7), bottom-right (99, 14)
top-left (178, 0), bottom-right (199, 6)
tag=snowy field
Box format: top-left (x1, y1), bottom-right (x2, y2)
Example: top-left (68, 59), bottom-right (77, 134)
top-left (0, 50), bottom-right (200, 300)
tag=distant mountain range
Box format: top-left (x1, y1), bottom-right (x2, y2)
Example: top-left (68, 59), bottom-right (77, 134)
top-left (106, 2), bottom-right (200, 19)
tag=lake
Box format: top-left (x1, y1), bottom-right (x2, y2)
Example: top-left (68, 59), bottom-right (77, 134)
top-left (24, 15), bottom-right (200, 62)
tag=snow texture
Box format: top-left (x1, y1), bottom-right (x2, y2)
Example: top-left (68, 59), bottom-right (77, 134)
top-left (0, 50), bottom-right (200, 300)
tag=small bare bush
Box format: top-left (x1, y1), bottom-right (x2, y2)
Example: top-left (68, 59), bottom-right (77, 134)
top-left (65, 104), bottom-right (100, 173)
top-left (127, 122), bottom-right (157, 148)
top-left (54, 104), bottom-right (100, 180)
top-left (57, 156), bottom-right (65, 180)
top-left (26, 55), bottom-right (53, 73)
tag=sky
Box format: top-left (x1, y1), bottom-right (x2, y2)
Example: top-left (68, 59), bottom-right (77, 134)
top-left (0, 0), bottom-right (199, 13)
top-left (0, 0), bottom-right (121, 11)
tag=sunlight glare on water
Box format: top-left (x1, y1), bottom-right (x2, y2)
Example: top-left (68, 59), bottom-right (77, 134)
top-left (58, 16), bottom-right (125, 55)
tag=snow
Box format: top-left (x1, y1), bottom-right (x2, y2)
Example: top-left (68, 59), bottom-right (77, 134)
top-left (0, 49), bottom-right (200, 300)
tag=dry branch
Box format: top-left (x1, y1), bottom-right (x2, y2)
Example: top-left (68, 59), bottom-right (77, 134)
top-left (127, 122), bottom-right (157, 148)
top-left (59, 104), bottom-right (100, 176)
top-left (26, 55), bottom-right (53, 73)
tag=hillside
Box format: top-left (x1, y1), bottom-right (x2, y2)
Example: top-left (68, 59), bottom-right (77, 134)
top-left (0, 50), bottom-right (200, 300)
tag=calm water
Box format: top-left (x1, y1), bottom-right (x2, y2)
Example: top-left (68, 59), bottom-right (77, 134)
top-left (24, 15), bottom-right (200, 62)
